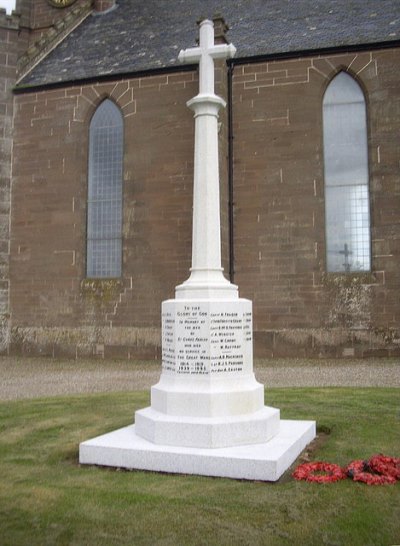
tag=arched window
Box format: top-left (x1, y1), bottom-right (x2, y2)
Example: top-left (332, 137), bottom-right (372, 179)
top-left (323, 71), bottom-right (371, 272)
top-left (87, 99), bottom-right (123, 278)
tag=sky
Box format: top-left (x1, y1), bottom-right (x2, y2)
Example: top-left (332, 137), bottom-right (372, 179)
top-left (1, 0), bottom-right (16, 14)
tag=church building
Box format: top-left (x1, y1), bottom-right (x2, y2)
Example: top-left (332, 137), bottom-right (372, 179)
top-left (1, 0), bottom-right (399, 359)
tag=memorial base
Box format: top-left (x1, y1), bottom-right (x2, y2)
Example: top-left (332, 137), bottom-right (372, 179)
top-left (79, 293), bottom-right (316, 480)
top-left (79, 419), bottom-right (316, 482)
top-left (135, 405), bottom-right (280, 448)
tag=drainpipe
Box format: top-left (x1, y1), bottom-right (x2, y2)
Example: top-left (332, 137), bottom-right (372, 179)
top-left (227, 60), bottom-right (235, 283)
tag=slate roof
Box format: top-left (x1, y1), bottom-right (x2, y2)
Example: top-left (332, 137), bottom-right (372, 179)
top-left (19, 0), bottom-right (400, 88)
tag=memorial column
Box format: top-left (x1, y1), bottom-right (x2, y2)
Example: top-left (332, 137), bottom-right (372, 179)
top-left (176, 19), bottom-right (237, 299)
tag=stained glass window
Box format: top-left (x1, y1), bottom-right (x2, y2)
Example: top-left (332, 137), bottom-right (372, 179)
top-left (323, 72), bottom-right (371, 272)
top-left (87, 99), bottom-right (123, 278)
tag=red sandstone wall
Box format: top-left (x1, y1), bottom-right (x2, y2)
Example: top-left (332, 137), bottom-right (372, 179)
top-left (9, 47), bottom-right (400, 359)
top-left (16, 0), bottom-right (90, 38)
top-left (11, 72), bottom-right (200, 358)
top-left (233, 48), bottom-right (400, 357)
top-left (0, 10), bottom-right (21, 352)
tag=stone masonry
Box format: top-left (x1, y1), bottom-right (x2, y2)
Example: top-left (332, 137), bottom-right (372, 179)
top-left (0, 0), bottom-right (97, 355)
top-left (0, 9), bottom-right (20, 352)
top-left (8, 46), bottom-right (400, 359)
top-left (232, 50), bottom-right (400, 357)
top-left (10, 72), bottom-right (200, 358)
top-left (2, 1), bottom-right (400, 359)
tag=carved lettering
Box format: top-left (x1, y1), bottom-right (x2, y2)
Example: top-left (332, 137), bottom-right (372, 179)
top-left (162, 302), bottom-right (252, 376)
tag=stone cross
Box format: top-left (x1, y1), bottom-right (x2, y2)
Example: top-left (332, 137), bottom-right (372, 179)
top-left (177, 20), bottom-right (236, 298)
top-left (178, 19), bottom-right (236, 96)
top-left (339, 243), bottom-right (353, 272)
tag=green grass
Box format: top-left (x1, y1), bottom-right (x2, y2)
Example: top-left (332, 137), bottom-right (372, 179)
top-left (0, 388), bottom-right (399, 546)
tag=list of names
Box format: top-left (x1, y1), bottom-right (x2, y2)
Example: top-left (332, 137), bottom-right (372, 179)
top-left (162, 302), bottom-right (252, 375)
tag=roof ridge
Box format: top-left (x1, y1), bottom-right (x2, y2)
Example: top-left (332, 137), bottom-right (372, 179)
top-left (17, 0), bottom-right (93, 82)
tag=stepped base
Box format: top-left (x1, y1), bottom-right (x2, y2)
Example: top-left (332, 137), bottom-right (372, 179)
top-left (135, 405), bottom-right (280, 448)
top-left (150, 374), bottom-right (265, 418)
top-left (79, 419), bottom-right (316, 482)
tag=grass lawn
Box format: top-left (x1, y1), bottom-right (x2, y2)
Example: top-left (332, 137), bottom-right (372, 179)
top-left (0, 388), bottom-right (399, 546)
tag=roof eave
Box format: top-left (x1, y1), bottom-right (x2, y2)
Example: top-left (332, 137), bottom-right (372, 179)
top-left (14, 38), bottom-right (400, 95)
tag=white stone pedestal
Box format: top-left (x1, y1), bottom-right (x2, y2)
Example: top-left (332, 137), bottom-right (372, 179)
top-left (80, 297), bottom-right (316, 481)
top-left (135, 298), bottom-right (280, 449)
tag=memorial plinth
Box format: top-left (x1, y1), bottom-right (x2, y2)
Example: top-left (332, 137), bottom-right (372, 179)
top-left (135, 299), bottom-right (280, 449)
top-left (79, 19), bottom-right (315, 481)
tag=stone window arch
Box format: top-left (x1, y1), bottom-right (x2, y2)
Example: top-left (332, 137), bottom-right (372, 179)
top-left (323, 71), bottom-right (371, 273)
top-left (87, 99), bottom-right (123, 278)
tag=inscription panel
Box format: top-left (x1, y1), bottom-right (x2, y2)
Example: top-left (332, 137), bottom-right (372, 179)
top-left (176, 302), bottom-right (209, 375)
top-left (161, 306), bottom-right (176, 372)
top-left (162, 300), bottom-right (252, 376)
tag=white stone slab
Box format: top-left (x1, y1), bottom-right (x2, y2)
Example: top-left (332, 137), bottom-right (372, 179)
top-left (135, 405), bottom-right (280, 448)
top-left (150, 374), bottom-right (265, 418)
top-left (79, 419), bottom-right (316, 482)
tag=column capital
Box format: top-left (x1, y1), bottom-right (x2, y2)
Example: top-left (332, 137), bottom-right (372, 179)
top-left (187, 93), bottom-right (226, 114)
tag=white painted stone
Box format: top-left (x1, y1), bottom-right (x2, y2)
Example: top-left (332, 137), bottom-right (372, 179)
top-left (135, 406), bottom-right (280, 448)
top-left (178, 20), bottom-right (236, 96)
top-left (153, 298), bottom-right (261, 418)
top-left (132, 296), bottom-right (280, 449)
top-left (79, 420), bottom-right (316, 482)
top-left (149, 376), bottom-right (264, 418)
top-left (176, 20), bottom-right (237, 300)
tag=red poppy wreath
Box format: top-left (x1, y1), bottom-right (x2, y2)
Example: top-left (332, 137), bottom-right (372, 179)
top-left (293, 454), bottom-right (400, 485)
top-left (368, 454), bottom-right (400, 480)
top-left (346, 456), bottom-right (399, 485)
top-left (292, 462), bottom-right (347, 483)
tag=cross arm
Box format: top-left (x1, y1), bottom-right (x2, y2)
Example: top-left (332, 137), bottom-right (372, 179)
top-left (178, 43), bottom-right (236, 65)
top-left (209, 43), bottom-right (236, 60)
top-left (178, 47), bottom-right (201, 64)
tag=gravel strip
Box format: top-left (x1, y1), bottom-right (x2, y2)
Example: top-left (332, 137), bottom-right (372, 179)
top-left (256, 362), bottom-right (400, 388)
top-left (0, 356), bottom-right (399, 401)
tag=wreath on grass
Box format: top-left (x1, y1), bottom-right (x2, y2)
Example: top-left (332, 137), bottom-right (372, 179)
top-left (369, 454), bottom-right (400, 480)
top-left (345, 459), bottom-right (397, 485)
top-left (293, 454), bottom-right (400, 485)
top-left (292, 462), bottom-right (346, 483)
